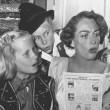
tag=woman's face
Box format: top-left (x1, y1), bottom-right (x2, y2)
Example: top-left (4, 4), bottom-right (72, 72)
top-left (73, 18), bottom-right (100, 60)
top-left (14, 34), bottom-right (39, 74)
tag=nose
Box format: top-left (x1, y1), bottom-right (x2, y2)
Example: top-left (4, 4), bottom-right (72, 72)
top-left (90, 40), bottom-right (96, 45)
top-left (41, 35), bottom-right (47, 45)
top-left (89, 34), bottom-right (96, 45)
top-left (31, 50), bottom-right (42, 65)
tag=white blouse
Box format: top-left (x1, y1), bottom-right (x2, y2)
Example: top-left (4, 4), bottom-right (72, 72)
top-left (48, 57), bottom-right (110, 110)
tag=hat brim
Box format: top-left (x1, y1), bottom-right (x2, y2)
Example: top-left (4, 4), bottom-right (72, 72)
top-left (23, 10), bottom-right (54, 34)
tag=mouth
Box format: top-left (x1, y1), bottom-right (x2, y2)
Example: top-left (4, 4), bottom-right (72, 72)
top-left (32, 62), bottom-right (38, 67)
top-left (32, 56), bottom-right (42, 67)
top-left (89, 47), bottom-right (97, 53)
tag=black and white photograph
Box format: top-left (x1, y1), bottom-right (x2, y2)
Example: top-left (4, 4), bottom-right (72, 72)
top-left (0, 0), bottom-right (110, 110)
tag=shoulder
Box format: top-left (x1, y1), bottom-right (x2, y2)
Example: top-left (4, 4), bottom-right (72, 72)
top-left (96, 60), bottom-right (110, 73)
top-left (99, 60), bottom-right (110, 73)
top-left (50, 57), bottom-right (68, 69)
top-left (48, 57), bottom-right (68, 79)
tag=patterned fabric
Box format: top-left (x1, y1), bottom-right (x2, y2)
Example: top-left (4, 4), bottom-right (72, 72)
top-left (0, 59), bottom-right (52, 110)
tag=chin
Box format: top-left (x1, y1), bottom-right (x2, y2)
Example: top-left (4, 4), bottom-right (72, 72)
top-left (45, 49), bottom-right (52, 54)
top-left (88, 53), bottom-right (97, 59)
top-left (29, 67), bottom-right (38, 74)
top-left (88, 56), bottom-right (96, 60)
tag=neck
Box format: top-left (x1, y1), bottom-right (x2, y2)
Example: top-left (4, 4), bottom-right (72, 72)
top-left (16, 71), bottom-right (29, 80)
top-left (73, 53), bottom-right (96, 70)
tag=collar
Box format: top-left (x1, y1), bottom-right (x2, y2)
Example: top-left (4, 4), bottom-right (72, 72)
top-left (12, 75), bottom-right (36, 94)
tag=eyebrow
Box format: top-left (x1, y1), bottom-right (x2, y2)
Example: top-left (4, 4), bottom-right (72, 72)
top-left (79, 30), bottom-right (89, 33)
top-left (94, 29), bottom-right (100, 32)
top-left (79, 29), bottom-right (99, 33)
top-left (40, 24), bottom-right (52, 29)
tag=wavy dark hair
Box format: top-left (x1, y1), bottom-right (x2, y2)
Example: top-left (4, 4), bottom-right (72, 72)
top-left (60, 11), bottom-right (108, 49)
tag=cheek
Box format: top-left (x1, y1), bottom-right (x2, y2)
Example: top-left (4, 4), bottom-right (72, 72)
top-left (48, 35), bottom-right (54, 45)
top-left (15, 58), bottom-right (31, 73)
top-left (96, 37), bottom-right (100, 45)
top-left (74, 39), bottom-right (87, 50)
top-left (35, 40), bottom-right (44, 48)
top-left (15, 58), bottom-right (26, 67)
top-left (15, 55), bottom-right (28, 67)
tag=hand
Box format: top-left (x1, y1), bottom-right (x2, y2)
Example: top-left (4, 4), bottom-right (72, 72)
top-left (101, 49), bottom-right (110, 63)
top-left (103, 92), bottom-right (110, 110)
top-left (103, 49), bottom-right (110, 55)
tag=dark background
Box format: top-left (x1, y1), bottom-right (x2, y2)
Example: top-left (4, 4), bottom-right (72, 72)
top-left (0, 0), bottom-right (47, 36)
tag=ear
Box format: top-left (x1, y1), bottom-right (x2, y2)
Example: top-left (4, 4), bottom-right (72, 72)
top-left (3, 34), bottom-right (12, 44)
top-left (70, 40), bottom-right (74, 47)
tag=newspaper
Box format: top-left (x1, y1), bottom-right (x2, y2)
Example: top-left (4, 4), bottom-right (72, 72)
top-left (63, 72), bottom-right (104, 110)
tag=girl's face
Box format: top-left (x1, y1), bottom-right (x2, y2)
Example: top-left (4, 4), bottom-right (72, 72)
top-left (73, 18), bottom-right (100, 60)
top-left (14, 34), bottom-right (39, 74)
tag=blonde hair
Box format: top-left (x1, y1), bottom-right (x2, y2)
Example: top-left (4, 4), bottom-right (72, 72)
top-left (0, 30), bottom-right (31, 80)
top-left (0, 47), bottom-right (6, 79)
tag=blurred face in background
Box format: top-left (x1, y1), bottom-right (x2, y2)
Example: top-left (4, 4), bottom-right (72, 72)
top-left (14, 34), bottom-right (39, 74)
top-left (32, 17), bottom-right (54, 54)
top-left (73, 18), bottom-right (100, 60)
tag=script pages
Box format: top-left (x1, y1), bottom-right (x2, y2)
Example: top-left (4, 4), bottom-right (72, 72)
top-left (63, 72), bottom-right (103, 110)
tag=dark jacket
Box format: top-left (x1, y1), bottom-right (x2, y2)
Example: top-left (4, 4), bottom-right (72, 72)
top-left (0, 67), bottom-right (52, 110)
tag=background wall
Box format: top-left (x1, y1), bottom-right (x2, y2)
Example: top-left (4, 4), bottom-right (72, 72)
top-left (0, 0), bottom-right (109, 48)
top-left (34, 0), bottom-right (47, 9)
top-left (0, 0), bottom-right (45, 36)
top-left (47, 0), bottom-right (110, 49)
top-left (47, 0), bottom-right (108, 29)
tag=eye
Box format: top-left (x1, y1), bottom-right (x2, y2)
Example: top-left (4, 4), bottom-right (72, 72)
top-left (95, 33), bottom-right (100, 37)
top-left (23, 50), bottom-right (29, 57)
top-left (80, 33), bottom-right (89, 39)
top-left (44, 31), bottom-right (50, 36)
top-left (34, 35), bottom-right (41, 40)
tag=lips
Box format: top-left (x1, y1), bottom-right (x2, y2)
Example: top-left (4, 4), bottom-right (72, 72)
top-left (89, 48), bottom-right (97, 53)
top-left (32, 63), bottom-right (37, 67)
top-left (32, 61), bottom-right (38, 67)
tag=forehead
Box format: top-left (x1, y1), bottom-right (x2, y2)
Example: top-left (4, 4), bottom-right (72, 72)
top-left (40, 20), bottom-right (52, 28)
top-left (76, 18), bottom-right (99, 31)
top-left (13, 35), bottom-right (34, 51)
top-left (32, 20), bottom-right (52, 35)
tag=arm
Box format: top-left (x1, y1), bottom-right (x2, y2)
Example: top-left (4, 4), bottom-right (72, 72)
top-left (102, 65), bottom-right (110, 110)
top-left (49, 78), bottom-right (59, 110)
top-left (102, 90), bottom-right (110, 110)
